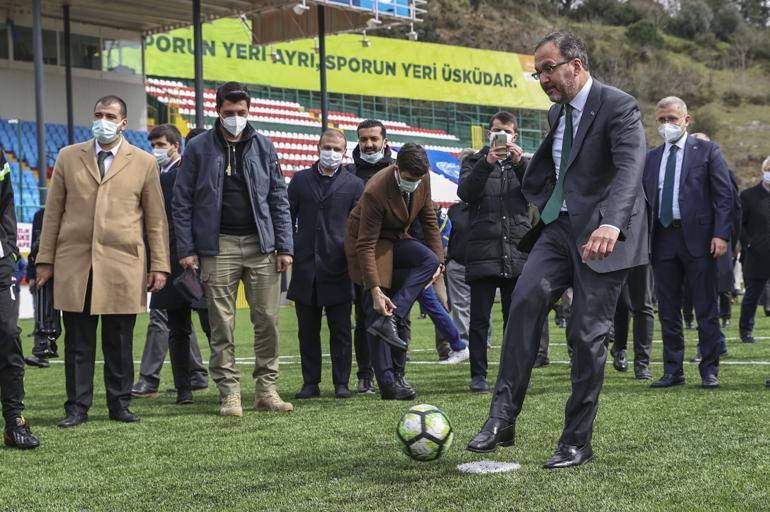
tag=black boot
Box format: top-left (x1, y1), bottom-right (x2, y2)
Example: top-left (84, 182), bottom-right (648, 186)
top-left (367, 316), bottom-right (408, 351)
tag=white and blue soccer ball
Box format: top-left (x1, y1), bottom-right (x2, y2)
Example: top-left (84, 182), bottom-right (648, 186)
top-left (396, 404), bottom-right (454, 461)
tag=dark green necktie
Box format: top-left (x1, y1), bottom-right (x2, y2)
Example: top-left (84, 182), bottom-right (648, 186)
top-left (541, 104), bottom-right (573, 224)
top-left (659, 145), bottom-right (679, 227)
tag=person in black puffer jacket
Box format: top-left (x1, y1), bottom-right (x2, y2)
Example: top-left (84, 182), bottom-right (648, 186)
top-left (457, 111), bottom-right (535, 392)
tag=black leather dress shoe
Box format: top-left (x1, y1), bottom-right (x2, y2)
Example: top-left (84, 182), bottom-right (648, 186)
top-left (295, 384), bottom-right (320, 399)
top-left (58, 412), bottom-right (88, 428)
top-left (380, 382), bottom-right (416, 400)
top-left (635, 367), bottom-right (652, 380)
top-left (466, 418), bottom-right (515, 453)
top-left (25, 354), bottom-right (50, 368)
top-left (131, 382), bottom-right (159, 398)
top-left (109, 409), bottom-right (140, 423)
top-left (367, 316), bottom-right (408, 351)
top-left (394, 374), bottom-right (414, 393)
top-left (543, 443), bottom-right (593, 469)
top-left (335, 384), bottom-right (352, 399)
top-left (533, 355), bottom-right (550, 368)
top-left (469, 375), bottom-right (489, 393)
top-left (612, 349), bottom-right (628, 372)
top-left (176, 389), bottom-right (194, 405)
top-left (740, 332), bottom-right (756, 344)
top-left (4, 417), bottom-right (40, 449)
top-left (701, 374), bottom-right (720, 389)
top-left (651, 374), bottom-right (686, 388)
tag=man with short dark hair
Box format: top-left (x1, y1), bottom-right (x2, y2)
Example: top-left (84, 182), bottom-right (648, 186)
top-left (288, 129), bottom-right (364, 399)
top-left (0, 147), bottom-right (40, 448)
top-left (174, 82), bottom-right (294, 416)
top-left (467, 32), bottom-right (649, 469)
top-left (37, 95), bottom-right (170, 427)
top-left (345, 142), bottom-right (444, 400)
top-left (458, 111), bottom-right (533, 393)
top-left (349, 119), bottom-right (396, 395)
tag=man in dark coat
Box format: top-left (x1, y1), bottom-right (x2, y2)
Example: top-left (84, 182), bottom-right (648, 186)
top-left (348, 119), bottom-right (396, 395)
top-left (287, 130), bottom-right (364, 399)
top-left (457, 111), bottom-right (536, 392)
top-left (467, 32), bottom-right (649, 468)
top-left (738, 157), bottom-right (770, 344)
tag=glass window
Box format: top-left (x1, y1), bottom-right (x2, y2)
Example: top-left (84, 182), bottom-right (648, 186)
top-left (12, 26), bottom-right (58, 65)
top-left (70, 33), bottom-right (100, 70)
top-left (101, 39), bottom-right (142, 75)
top-left (0, 23), bottom-right (8, 59)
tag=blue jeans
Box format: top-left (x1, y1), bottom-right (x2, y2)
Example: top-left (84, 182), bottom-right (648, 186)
top-left (418, 286), bottom-right (465, 352)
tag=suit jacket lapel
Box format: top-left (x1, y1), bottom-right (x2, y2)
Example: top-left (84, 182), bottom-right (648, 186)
top-left (646, 145), bottom-right (665, 216)
top-left (565, 81), bottom-right (602, 172)
top-left (101, 141), bottom-right (133, 184)
top-left (79, 142), bottom-right (102, 184)
top-left (678, 134), bottom-right (697, 193)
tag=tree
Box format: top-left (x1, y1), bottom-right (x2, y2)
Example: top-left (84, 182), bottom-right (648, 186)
top-left (738, 0), bottom-right (770, 26)
top-left (712, 2), bottom-right (743, 41)
top-left (626, 19), bottom-right (664, 49)
top-left (670, 0), bottom-right (714, 39)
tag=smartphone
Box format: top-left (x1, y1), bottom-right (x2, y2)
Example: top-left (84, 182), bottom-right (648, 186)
top-left (493, 133), bottom-right (508, 147)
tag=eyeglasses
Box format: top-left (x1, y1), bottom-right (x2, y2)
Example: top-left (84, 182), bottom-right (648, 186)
top-left (531, 59), bottom-right (572, 80)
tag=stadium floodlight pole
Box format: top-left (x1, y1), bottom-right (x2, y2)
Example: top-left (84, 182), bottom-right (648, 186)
top-left (63, 3), bottom-right (74, 146)
top-left (318, 5), bottom-right (329, 132)
top-left (193, 0), bottom-right (205, 129)
top-left (33, 0), bottom-right (46, 204)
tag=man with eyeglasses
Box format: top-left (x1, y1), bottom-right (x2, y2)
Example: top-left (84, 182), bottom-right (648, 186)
top-left (467, 31), bottom-right (648, 469)
top-left (174, 82), bottom-right (294, 417)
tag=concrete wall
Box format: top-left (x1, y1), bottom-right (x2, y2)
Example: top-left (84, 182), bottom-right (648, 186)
top-left (0, 63), bottom-right (147, 131)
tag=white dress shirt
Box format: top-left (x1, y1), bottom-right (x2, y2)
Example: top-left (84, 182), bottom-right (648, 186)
top-left (95, 138), bottom-right (122, 175)
top-left (552, 76), bottom-right (593, 182)
top-left (657, 134), bottom-right (687, 220)
top-left (161, 157), bottom-right (181, 174)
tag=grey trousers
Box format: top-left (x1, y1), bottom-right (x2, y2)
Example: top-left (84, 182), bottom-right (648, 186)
top-left (135, 309), bottom-right (209, 390)
top-left (445, 260), bottom-right (471, 345)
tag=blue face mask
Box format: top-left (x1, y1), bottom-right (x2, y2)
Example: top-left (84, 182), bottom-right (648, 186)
top-left (395, 169), bottom-right (421, 194)
top-left (92, 119), bottom-right (121, 144)
top-left (360, 147), bottom-right (385, 164)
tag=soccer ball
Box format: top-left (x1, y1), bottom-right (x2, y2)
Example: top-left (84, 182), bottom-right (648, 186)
top-left (396, 404), bottom-right (454, 461)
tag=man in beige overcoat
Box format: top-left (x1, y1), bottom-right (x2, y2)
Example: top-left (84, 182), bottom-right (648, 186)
top-left (36, 96), bottom-right (169, 427)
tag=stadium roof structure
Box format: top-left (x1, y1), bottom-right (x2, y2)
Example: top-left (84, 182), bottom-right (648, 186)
top-left (0, 1), bottom-right (426, 39)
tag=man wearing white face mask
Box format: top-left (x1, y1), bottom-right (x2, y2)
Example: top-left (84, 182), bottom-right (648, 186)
top-left (643, 96), bottom-right (733, 390)
top-left (287, 130), bottom-right (364, 399)
top-left (174, 82), bottom-right (294, 416)
top-left (37, 95), bottom-right (170, 427)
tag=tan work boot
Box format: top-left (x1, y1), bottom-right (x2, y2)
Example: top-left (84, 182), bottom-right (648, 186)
top-left (254, 390), bottom-right (294, 412)
top-left (219, 392), bottom-right (243, 417)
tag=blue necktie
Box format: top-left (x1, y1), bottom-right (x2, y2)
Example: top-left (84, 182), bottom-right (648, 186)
top-left (659, 145), bottom-right (678, 227)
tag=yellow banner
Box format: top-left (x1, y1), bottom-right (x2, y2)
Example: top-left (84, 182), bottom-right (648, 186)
top-left (142, 19), bottom-right (551, 111)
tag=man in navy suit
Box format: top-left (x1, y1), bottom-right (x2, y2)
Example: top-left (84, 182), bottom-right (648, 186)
top-left (643, 96), bottom-right (733, 389)
top-left (287, 130), bottom-right (364, 399)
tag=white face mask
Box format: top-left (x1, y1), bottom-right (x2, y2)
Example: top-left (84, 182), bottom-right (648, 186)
top-left (153, 147), bottom-right (172, 167)
top-left (221, 115), bottom-right (248, 137)
top-left (763, 171), bottom-right (770, 184)
top-left (658, 123), bottom-right (685, 144)
top-left (360, 147), bottom-right (385, 164)
top-left (92, 119), bottom-right (121, 144)
top-left (319, 149), bottom-right (344, 171)
top-left (395, 169), bottom-right (421, 194)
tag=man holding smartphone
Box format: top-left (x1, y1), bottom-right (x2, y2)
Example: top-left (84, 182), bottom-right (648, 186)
top-left (457, 112), bottom-right (545, 393)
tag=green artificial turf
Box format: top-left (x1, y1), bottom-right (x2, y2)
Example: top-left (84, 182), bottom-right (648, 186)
top-left (1, 303), bottom-right (768, 511)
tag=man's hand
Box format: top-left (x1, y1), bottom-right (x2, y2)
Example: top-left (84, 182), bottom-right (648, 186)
top-left (425, 264), bottom-right (445, 289)
top-left (710, 237), bottom-right (728, 258)
top-left (485, 144), bottom-right (509, 165)
top-left (147, 272), bottom-right (167, 293)
top-left (506, 142), bottom-right (524, 164)
top-left (372, 286), bottom-right (396, 316)
top-left (276, 254), bottom-right (293, 273)
top-left (35, 264), bottom-right (53, 288)
top-left (581, 226), bottom-right (620, 263)
top-left (179, 255), bottom-right (199, 270)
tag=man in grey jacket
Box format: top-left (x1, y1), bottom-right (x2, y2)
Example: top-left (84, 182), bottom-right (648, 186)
top-left (174, 82), bottom-right (294, 417)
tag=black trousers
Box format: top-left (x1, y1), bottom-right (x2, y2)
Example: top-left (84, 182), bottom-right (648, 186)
top-left (167, 307), bottom-right (211, 393)
top-left (468, 277), bottom-right (516, 379)
top-left (353, 284), bottom-right (373, 380)
top-left (489, 217), bottom-right (627, 446)
top-left (296, 297), bottom-right (353, 387)
top-left (653, 224), bottom-right (723, 379)
top-left (62, 278), bottom-right (137, 415)
top-left (612, 264), bottom-right (654, 369)
top-left (0, 256), bottom-right (25, 427)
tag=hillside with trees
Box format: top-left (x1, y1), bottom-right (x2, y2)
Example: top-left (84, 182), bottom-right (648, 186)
top-left (408, 0), bottom-right (770, 185)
